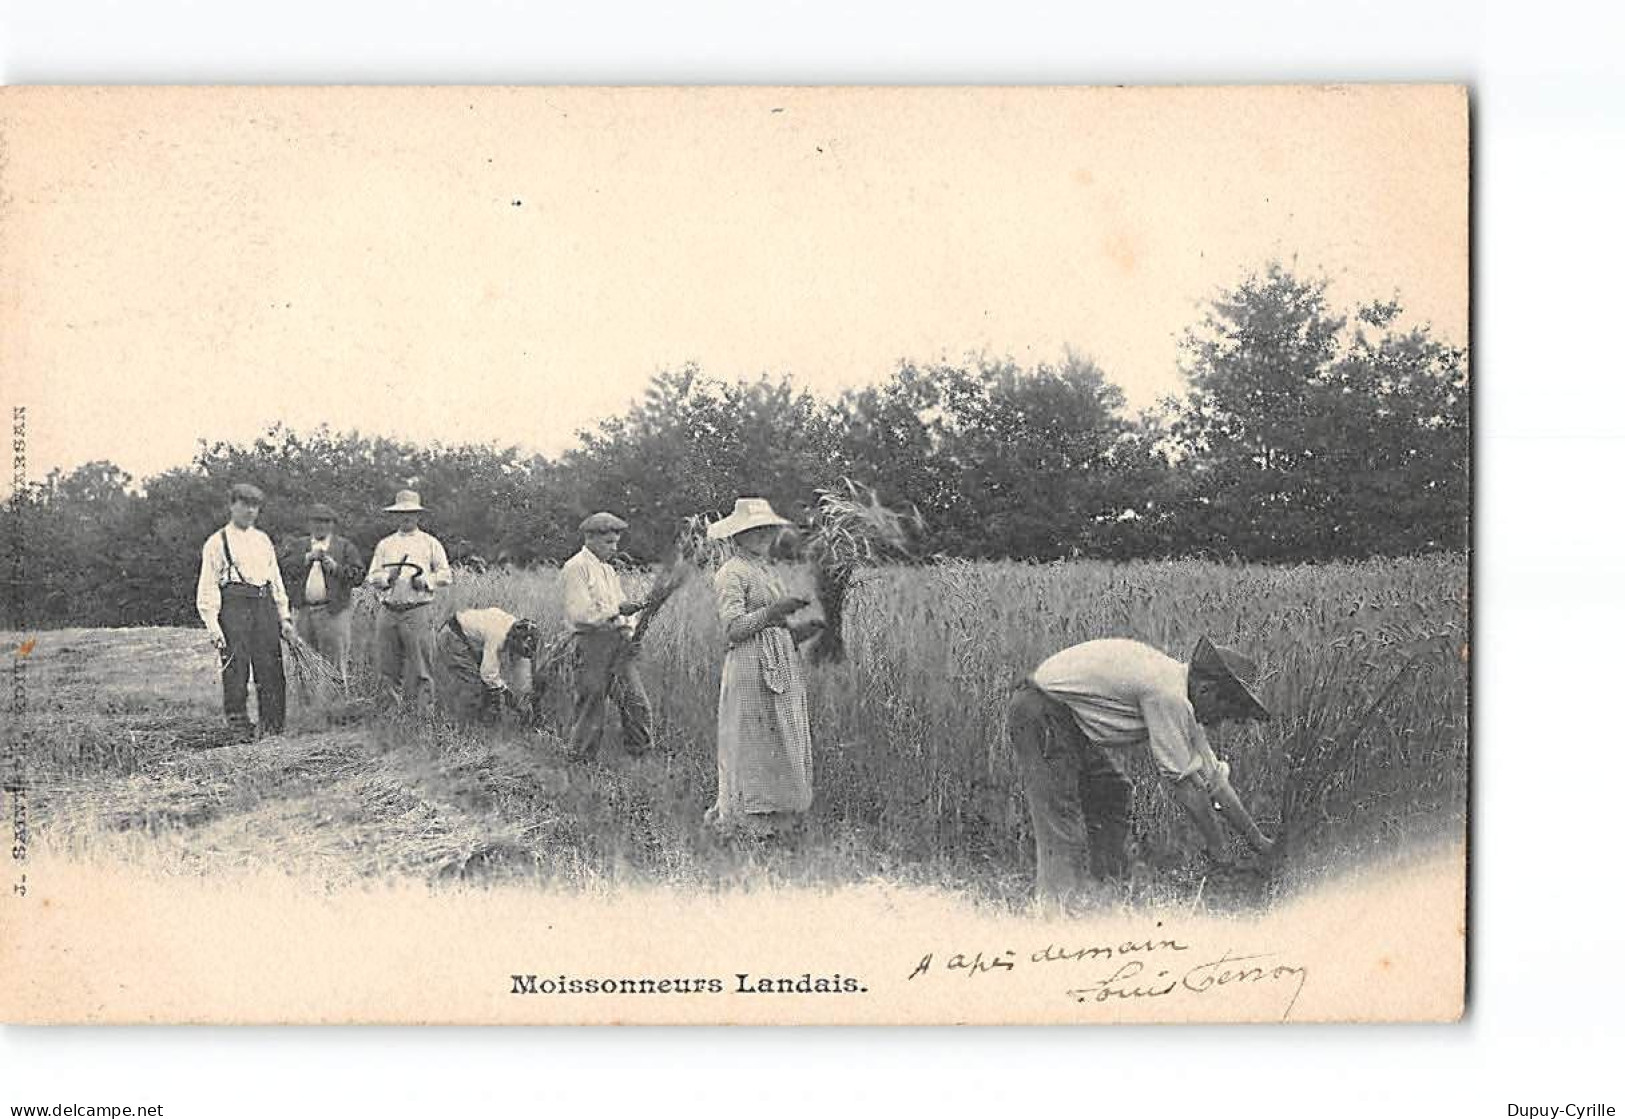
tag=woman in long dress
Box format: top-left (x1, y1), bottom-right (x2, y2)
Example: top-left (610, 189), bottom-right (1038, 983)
top-left (704, 498), bottom-right (826, 839)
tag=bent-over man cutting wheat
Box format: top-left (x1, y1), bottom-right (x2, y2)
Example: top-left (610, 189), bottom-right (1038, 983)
top-left (1009, 636), bottom-right (1278, 905)
top-left (436, 607), bottom-right (541, 725)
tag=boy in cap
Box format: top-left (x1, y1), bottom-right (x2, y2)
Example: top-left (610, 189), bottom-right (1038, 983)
top-left (365, 489), bottom-right (452, 710)
top-left (436, 607), bottom-right (541, 724)
top-left (280, 502), bottom-right (366, 684)
top-left (559, 511), bottom-right (652, 758)
top-left (1008, 636), bottom-right (1278, 905)
top-left (196, 483), bottom-right (296, 738)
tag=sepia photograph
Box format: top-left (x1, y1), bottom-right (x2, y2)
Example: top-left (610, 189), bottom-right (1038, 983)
top-left (0, 83), bottom-right (1468, 1025)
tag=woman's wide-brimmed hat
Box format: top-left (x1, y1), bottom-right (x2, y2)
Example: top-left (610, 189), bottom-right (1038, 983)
top-left (384, 489), bottom-right (427, 513)
top-left (706, 497), bottom-right (793, 541)
top-left (1190, 635), bottom-right (1272, 720)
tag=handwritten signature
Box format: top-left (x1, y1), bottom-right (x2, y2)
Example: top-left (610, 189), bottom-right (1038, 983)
top-left (1065, 951), bottom-right (1309, 1021)
top-left (908, 937), bottom-right (1309, 1021)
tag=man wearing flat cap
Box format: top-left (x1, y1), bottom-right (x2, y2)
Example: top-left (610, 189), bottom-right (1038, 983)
top-left (196, 482), bottom-right (296, 739)
top-left (365, 489), bottom-right (452, 710)
top-left (279, 502), bottom-right (366, 685)
top-left (1008, 636), bottom-right (1278, 905)
top-left (559, 511), bottom-right (652, 758)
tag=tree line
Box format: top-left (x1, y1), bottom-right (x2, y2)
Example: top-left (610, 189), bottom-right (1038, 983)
top-left (1, 264), bottom-right (1468, 628)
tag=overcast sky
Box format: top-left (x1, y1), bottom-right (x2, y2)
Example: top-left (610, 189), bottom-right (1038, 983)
top-left (1, 85), bottom-right (1466, 484)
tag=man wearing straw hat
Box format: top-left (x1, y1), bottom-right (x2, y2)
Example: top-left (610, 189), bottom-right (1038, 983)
top-left (559, 511), bottom-right (652, 758)
top-left (196, 482), bottom-right (296, 739)
top-left (365, 489), bottom-right (452, 711)
top-left (1008, 636), bottom-right (1279, 905)
top-left (280, 502), bottom-right (366, 685)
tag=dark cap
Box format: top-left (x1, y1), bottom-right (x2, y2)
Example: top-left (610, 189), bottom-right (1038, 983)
top-left (579, 511), bottom-right (629, 534)
top-left (307, 503), bottom-right (338, 522)
top-left (505, 618), bottom-right (541, 658)
top-left (229, 483), bottom-right (266, 504)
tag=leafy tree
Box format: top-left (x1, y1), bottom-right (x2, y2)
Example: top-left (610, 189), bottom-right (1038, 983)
top-left (835, 356), bottom-right (1169, 558)
top-left (560, 366), bottom-right (842, 559)
top-left (0, 278), bottom-right (1470, 630)
top-left (11, 463), bottom-right (142, 625)
top-left (1168, 263), bottom-right (1467, 559)
top-left (829, 362), bottom-right (960, 540)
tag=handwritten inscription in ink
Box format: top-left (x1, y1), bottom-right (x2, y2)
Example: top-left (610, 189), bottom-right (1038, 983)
top-left (907, 932), bottom-right (1309, 1021)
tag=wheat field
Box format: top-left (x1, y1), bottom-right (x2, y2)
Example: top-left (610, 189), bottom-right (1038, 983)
top-left (11, 555), bottom-right (1467, 910)
top-left (388, 554), bottom-right (1467, 902)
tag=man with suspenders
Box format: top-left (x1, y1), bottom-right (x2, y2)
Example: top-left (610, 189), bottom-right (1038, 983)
top-left (196, 482), bottom-right (296, 739)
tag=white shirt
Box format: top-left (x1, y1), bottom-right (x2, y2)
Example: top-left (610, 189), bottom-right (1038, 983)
top-left (304, 536), bottom-right (331, 603)
top-left (367, 529), bottom-right (452, 605)
top-left (561, 547), bottom-right (632, 633)
top-left (1031, 638), bottom-right (1225, 786)
top-left (451, 607), bottom-right (531, 691)
top-left (196, 522), bottom-right (292, 637)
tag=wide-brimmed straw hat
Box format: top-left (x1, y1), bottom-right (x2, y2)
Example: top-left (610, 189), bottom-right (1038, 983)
top-left (384, 489), bottom-right (427, 513)
top-left (1190, 636), bottom-right (1271, 720)
top-left (706, 497), bottom-right (792, 541)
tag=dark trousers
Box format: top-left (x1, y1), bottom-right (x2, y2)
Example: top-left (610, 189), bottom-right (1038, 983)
top-left (569, 629), bottom-right (653, 758)
top-left (1008, 681), bottom-right (1132, 902)
top-left (220, 593), bottom-right (286, 734)
top-left (436, 624), bottom-right (504, 725)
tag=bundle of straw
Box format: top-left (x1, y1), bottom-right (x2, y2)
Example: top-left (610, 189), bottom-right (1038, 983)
top-left (676, 513), bottom-right (730, 569)
top-left (803, 479), bottom-right (923, 664)
top-left (629, 557), bottom-right (694, 652)
top-left (526, 630), bottom-right (578, 730)
top-left (284, 633), bottom-right (349, 705)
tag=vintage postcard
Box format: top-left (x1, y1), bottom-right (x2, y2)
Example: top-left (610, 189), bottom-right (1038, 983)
top-left (0, 85), bottom-right (1468, 1024)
